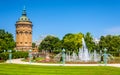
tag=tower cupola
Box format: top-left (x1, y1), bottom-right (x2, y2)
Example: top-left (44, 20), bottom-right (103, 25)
top-left (17, 7), bottom-right (31, 23)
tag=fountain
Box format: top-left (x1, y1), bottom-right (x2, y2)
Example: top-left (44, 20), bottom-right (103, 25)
top-left (79, 38), bottom-right (91, 62)
top-left (46, 38), bottom-right (114, 64)
top-left (65, 38), bottom-right (101, 62)
top-left (54, 38), bottom-right (101, 63)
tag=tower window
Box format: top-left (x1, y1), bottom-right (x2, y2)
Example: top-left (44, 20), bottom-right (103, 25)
top-left (25, 42), bottom-right (27, 44)
top-left (21, 18), bottom-right (23, 20)
top-left (29, 32), bottom-right (32, 34)
top-left (25, 18), bottom-right (26, 20)
top-left (20, 42), bottom-right (22, 44)
top-left (20, 31), bottom-right (23, 35)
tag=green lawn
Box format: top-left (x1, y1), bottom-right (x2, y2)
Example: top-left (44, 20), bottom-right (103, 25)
top-left (0, 64), bottom-right (120, 75)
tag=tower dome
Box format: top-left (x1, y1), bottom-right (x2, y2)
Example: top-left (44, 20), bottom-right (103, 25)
top-left (16, 7), bottom-right (31, 23)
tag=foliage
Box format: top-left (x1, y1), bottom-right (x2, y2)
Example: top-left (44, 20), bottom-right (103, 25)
top-left (0, 52), bottom-right (9, 60)
top-left (33, 57), bottom-right (44, 62)
top-left (99, 36), bottom-right (109, 50)
top-left (39, 35), bottom-right (62, 53)
top-left (99, 35), bottom-right (120, 53)
top-left (38, 32), bottom-right (120, 56)
top-left (62, 33), bottom-right (83, 52)
top-left (0, 51), bottom-right (28, 60)
top-left (12, 51), bottom-right (28, 59)
top-left (0, 64), bottom-right (120, 75)
top-left (32, 42), bottom-right (36, 48)
top-left (84, 32), bottom-right (96, 51)
top-left (0, 29), bottom-right (15, 52)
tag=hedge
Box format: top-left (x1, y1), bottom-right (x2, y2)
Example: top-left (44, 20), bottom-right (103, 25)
top-left (0, 52), bottom-right (9, 60)
top-left (0, 51), bottom-right (28, 61)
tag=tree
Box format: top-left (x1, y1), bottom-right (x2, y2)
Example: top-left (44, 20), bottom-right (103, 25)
top-left (84, 32), bottom-right (96, 52)
top-left (99, 35), bottom-right (120, 56)
top-left (39, 35), bottom-right (61, 53)
top-left (99, 36), bottom-right (106, 50)
top-left (0, 29), bottom-right (15, 52)
top-left (62, 33), bottom-right (83, 53)
top-left (32, 42), bottom-right (36, 48)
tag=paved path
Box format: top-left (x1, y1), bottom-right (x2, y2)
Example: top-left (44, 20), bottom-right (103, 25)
top-left (6, 59), bottom-right (120, 67)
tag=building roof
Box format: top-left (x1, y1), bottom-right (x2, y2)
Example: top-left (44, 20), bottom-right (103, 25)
top-left (16, 7), bottom-right (32, 23)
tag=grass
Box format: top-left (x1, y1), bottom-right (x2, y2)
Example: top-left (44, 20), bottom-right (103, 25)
top-left (33, 57), bottom-right (44, 62)
top-left (0, 64), bottom-right (120, 75)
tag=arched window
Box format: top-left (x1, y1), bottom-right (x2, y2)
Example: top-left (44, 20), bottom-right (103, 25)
top-left (25, 31), bottom-right (28, 35)
top-left (16, 31), bottom-right (19, 34)
top-left (21, 18), bottom-right (23, 20)
top-left (23, 25), bottom-right (25, 28)
top-left (29, 32), bottom-right (32, 34)
top-left (25, 18), bottom-right (27, 20)
top-left (20, 31), bottom-right (23, 35)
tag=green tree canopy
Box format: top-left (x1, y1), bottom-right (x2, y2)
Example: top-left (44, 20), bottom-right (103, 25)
top-left (32, 42), bottom-right (36, 48)
top-left (62, 33), bottom-right (83, 52)
top-left (39, 35), bottom-right (61, 53)
top-left (99, 35), bottom-right (120, 52)
top-left (84, 32), bottom-right (95, 51)
top-left (0, 29), bottom-right (15, 52)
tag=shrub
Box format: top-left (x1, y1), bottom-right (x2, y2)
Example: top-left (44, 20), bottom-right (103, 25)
top-left (0, 51), bottom-right (28, 61)
top-left (0, 52), bottom-right (9, 60)
top-left (12, 51), bottom-right (28, 59)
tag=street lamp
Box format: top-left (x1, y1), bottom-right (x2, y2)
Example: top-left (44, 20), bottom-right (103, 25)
top-left (29, 49), bottom-right (32, 64)
top-left (62, 49), bottom-right (65, 65)
top-left (8, 50), bottom-right (12, 63)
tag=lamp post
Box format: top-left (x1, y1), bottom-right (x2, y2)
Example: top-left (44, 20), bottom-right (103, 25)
top-left (103, 48), bottom-right (108, 66)
top-left (62, 49), bottom-right (65, 65)
top-left (8, 50), bottom-right (12, 63)
top-left (29, 49), bottom-right (32, 64)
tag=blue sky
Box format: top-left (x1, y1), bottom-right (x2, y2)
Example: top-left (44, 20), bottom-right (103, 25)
top-left (0, 0), bottom-right (120, 41)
